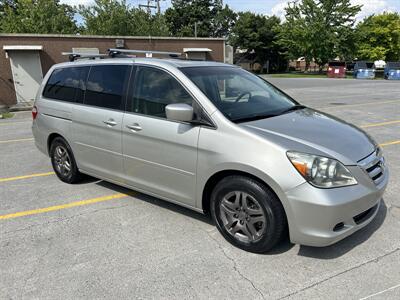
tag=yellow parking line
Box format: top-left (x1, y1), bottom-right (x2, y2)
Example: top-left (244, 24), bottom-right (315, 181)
top-left (319, 99), bottom-right (400, 109)
top-left (379, 140), bottom-right (400, 147)
top-left (0, 193), bottom-right (128, 220)
top-left (0, 138), bottom-right (34, 144)
top-left (0, 121), bottom-right (30, 126)
top-left (361, 120), bottom-right (400, 128)
top-left (0, 172), bottom-right (55, 183)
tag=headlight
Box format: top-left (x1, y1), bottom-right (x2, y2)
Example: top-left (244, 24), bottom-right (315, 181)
top-left (287, 151), bottom-right (357, 188)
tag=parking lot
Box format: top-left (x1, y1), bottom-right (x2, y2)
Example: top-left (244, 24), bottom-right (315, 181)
top-left (1, 78), bottom-right (399, 299)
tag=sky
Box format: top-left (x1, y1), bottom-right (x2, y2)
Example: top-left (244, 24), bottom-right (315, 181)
top-left (66, 0), bottom-right (400, 23)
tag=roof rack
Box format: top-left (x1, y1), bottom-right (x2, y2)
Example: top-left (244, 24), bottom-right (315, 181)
top-left (108, 48), bottom-right (181, 58)
top-left (62, 52), bottom-right (108, 62)
top-left (62, 49), bottom-right (183, 62)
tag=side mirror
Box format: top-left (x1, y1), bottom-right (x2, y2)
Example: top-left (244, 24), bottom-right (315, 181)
top-left (165, 103), bottom-right (194, 122)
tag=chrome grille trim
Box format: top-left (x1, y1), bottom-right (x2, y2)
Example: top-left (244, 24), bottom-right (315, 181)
top-left (358, 148), bottom-right (385, 185)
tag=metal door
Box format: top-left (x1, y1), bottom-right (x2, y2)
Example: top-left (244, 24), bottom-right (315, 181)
top-left (9, 51), bottom-right (43, 104)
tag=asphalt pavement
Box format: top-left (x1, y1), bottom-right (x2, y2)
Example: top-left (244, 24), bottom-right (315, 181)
top-left (1, 78), bottom-right (399, 299)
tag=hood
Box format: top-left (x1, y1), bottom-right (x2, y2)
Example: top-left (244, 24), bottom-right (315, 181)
top-left (240, 108), bottom-right (376, 165)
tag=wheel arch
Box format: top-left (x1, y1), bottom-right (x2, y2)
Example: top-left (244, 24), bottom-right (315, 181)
top-left (47, 133), bottom-right (65, 155)
top-left (201, 168), bottom-right (288, 221)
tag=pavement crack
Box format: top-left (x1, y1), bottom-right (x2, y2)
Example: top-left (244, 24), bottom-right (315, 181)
top-left (278, 247), bottom-right (400, 299)
top-left (207, 232), bottom-right (266, 299)
top-left (189, 218), bottom-right (266, 300)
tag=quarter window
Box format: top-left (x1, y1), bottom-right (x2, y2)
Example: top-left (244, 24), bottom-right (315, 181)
top-left (43, 67), bottom-right (89, 102)
top-left (131, 67), bottom-right (193, 118)
top-left (84, 65), bottom-right (131, 110)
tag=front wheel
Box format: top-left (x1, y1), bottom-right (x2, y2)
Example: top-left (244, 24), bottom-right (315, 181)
top-left (50, 137), bottom-right (82, 184)
top-left (210, 175), bottom-right (287, 253)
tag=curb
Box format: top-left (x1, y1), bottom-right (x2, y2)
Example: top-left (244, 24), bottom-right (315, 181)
top-left (10, 106), bottom-right (33, 112)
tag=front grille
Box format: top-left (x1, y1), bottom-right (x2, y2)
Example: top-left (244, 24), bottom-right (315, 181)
top-left (358, 149), bottom-right (385, 185)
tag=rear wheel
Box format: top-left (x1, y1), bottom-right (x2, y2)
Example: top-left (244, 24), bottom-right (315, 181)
top-left (210, 175), bottom-right (287, 253)
top-left (50, 137), bottom-right (82, 184)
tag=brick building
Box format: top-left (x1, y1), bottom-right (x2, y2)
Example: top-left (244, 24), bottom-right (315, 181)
top-left (0, 34), bottom-right (226, 107)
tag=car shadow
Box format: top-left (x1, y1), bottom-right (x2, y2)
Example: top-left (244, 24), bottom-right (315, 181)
top-left (95, 181), bottom-right (296, 254)
top-left (297, 200), bottom-right (387, 259)
top-left (95, 180), bottom-right (384, 257)
top-left (96, 180), bottom-right (214, 226)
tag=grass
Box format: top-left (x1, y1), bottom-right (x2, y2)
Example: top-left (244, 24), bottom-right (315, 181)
top-left (0, 112), bottom-right (14, 119)
top-left (267, 73), bottom-right (328, 78)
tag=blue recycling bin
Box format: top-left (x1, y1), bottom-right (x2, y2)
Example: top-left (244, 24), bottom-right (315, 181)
top-left (353, 61), bottom-right (375, 79)
top-left (384, 62), bottom-right (400, 80)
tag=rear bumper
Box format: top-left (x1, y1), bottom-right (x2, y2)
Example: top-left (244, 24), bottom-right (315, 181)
top-left (284, 167), bottom-right (388, 247)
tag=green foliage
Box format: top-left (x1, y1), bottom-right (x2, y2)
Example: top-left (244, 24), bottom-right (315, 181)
top-left (165, 0), bottom-right (236, 37)
top-left (278, 0), bottom-right (361, 69)
top-left (0, 0), bottom-right (77, 34)
top-left (230, 12), bottom-right (286, 71)
top-left (355, 12), bottom-right (400, 61)
top-left (79, 0), bottom-right (169, 36)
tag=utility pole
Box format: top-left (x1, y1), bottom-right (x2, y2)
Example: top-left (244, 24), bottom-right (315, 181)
top-left (139, 0), bottom-right (164, 14)
top-left (139, 0), bottom-right (156, 14)
top-left (156, 0), bottom-right (160, 14)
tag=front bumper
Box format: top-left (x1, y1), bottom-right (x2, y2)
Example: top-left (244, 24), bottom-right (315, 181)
top-left (284, 165), bottom-right (388, 247)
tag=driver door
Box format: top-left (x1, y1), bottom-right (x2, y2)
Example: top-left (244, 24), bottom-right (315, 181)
top-left (122, 66), bottom-right (200, 207)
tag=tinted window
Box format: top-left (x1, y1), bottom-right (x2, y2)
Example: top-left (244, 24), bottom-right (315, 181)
top-left (85, 65), bottom-right (130, 110)
top-left (131, 67), bottom-right (193, 118)
top-left (43, 67), bottom-right (89, 102)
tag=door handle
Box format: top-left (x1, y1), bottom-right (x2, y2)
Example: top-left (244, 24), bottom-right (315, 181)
top-left (103, 119), bottom-right (117, 127)
top-left (126, 123), bottom-right (142, 131)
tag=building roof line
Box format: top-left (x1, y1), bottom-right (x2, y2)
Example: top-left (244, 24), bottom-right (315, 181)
top-left (0, 33), bottom-right (226, 41)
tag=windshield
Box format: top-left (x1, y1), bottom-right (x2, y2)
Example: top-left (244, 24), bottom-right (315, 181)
top-left (180, 66), bottom-right (299, 123)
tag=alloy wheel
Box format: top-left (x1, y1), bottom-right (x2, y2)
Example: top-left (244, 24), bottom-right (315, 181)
top-left (219, 191), bottom-right (267, 243)
top-left (53, 145), bottom-right (72, 177)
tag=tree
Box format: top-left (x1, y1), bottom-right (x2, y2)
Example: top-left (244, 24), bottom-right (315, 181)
top-left (355, 12), bottom-right (400, 61)
top-left (0, 0), bottom-right (77, 34)
top-left (278, 0), bottom-right (361, 71)
top-left (230, 12), bottom-right (286, 72)
top-left (164, 0), bottom-right (236, 37)
top-left (79, 0), bottom-right (169, 36)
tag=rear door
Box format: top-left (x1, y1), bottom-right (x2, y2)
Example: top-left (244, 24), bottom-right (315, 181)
top-left (72, 64), bottom-right (132, 182)
top-left (122, 66), bottom-right (200, 206)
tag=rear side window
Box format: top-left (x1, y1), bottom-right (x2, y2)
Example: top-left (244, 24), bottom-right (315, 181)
top-left (84, 65), bottom-right (131, 110)
top-left (43, 67), bottom-right (89, 102)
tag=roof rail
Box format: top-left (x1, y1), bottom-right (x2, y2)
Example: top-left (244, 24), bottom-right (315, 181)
top-left (108, 48), bottom-right (181, 58)
top-left (61, 52), bottom-right (108, 62)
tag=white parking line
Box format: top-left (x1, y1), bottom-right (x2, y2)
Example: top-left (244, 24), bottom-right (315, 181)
top-left (359, 283), bottom-right (400, 300)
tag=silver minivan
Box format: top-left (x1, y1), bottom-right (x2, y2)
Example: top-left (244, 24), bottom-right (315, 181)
top-left (32, 54), bottom-right (388, 253)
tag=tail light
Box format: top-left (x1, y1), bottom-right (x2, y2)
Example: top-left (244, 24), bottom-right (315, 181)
top-left (328, 67), bottom-right (332, 71)
top-left (32, 106), bottom-right (38, 120)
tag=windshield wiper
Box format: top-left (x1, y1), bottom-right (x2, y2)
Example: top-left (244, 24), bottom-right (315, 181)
top-left (279, 104), bottom-right (306, 115)
top-left (232, 113), bottom-right (278, 123)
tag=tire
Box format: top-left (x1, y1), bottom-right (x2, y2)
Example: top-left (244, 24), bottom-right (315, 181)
top-left (50, 137), bottom-right (82, 184)
top-left (210, 175), bottom-right (287, 253)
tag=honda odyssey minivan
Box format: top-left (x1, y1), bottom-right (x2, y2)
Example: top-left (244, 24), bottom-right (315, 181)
top-left (32, 51), bottom-right (388, 253)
